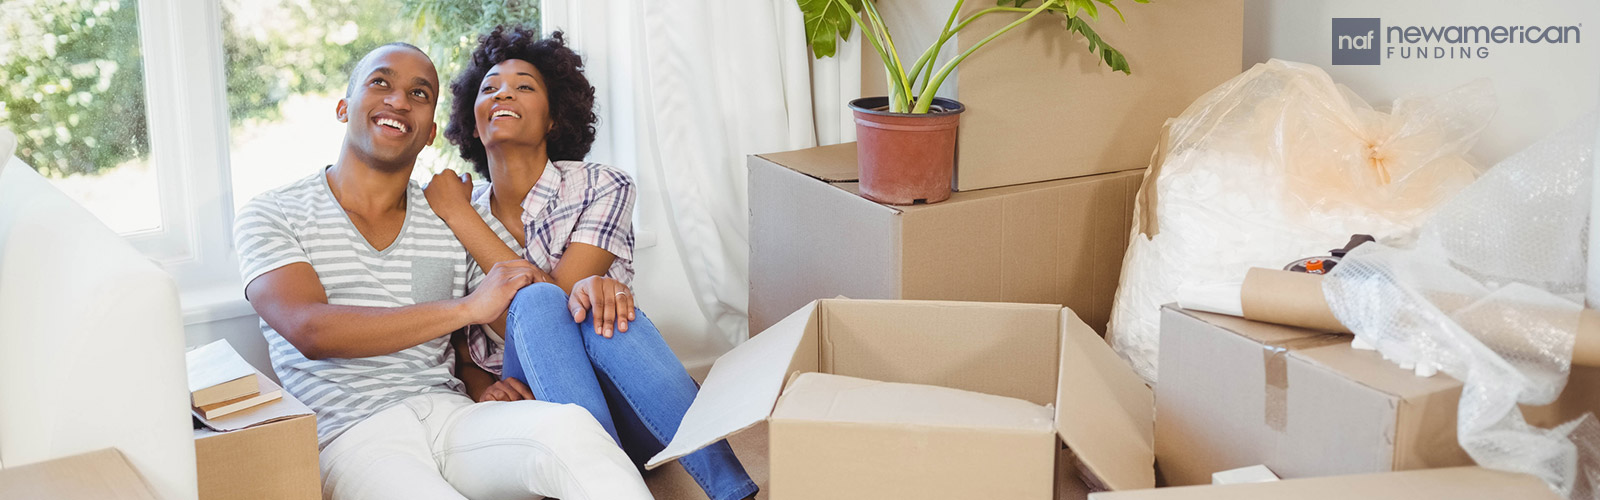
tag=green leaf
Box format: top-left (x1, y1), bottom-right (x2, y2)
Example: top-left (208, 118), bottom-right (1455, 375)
top-left (798, 0), bottom-right (860, 58)
top-left (1068, 0), bottom-right (1099, 21)
top-left (1096, 0), bottom-right (1126, 23)
top-left (1065, 15), bottom-right (1131, 74)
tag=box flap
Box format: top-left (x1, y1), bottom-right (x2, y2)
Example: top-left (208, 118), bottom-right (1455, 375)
top-left (1056, 308), bottom-right (1155, 490)
top-left (0, 448), bottom-right (158, 500)
top-left (646, 300), bottom-right (821, 469)
top-left (771, 372), bottom-right (1056, 432)
top-left (754, 142), bottom-right (859, 183)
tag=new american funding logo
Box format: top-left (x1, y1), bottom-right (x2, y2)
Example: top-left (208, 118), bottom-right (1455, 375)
top-left (1332, 18), bottom-right (1582, 65)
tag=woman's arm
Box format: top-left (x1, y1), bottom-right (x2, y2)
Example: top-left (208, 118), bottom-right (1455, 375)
top-left (424, 170), bottom-right (538, 276)
top-left (554, 243), bottom-right (637, 337)
top-left (451, 329), bottom-right (497, 401)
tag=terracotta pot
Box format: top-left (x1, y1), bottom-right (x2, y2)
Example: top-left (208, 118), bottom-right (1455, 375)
top-left (849, 96), bottom-right (964, 205)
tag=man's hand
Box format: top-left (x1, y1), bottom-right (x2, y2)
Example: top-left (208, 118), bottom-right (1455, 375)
top-left (424, 169), bottom-right (475, 222)
top-left (569, 276), bottom-right (636, 338)
top-left (463, 260), bottom-right (539, 325)
top-left (477, 377), bottom-right (535, 403)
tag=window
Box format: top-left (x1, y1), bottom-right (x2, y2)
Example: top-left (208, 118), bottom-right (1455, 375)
top-left (221, 0), bottom-right (541, 207)
top-left (2, 0), bottom-right (159, 234)
top-left (4, 0), bottom-right (538, 298)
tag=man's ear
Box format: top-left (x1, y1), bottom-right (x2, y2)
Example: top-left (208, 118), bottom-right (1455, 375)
top-left (335, 98), bottom-right (349, 123)
top-left (426, 122), bottom-right (438, 146)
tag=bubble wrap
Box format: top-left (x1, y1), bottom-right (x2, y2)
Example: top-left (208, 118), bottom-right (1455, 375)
top-left (1108, 59), bottom-right (1494, 383)
top-left (1323, 112), bottom-right (1600, 498)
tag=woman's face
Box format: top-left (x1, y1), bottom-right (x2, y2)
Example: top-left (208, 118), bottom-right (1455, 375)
top-left (473, 59), bottom-right (553, 154)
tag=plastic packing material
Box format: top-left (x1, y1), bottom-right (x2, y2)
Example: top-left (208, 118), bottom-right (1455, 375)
top-left (1323, 112), bottom-right (1600, 499)
top-left (1108, 59), bottom-right (1495, 383)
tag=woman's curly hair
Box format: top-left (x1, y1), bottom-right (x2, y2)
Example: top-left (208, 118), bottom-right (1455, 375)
top-left (444, 27), bottom-right (597, 179)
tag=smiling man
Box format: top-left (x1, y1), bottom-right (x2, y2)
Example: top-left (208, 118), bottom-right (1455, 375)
top-left (231, 43), bottom-right (652, 499)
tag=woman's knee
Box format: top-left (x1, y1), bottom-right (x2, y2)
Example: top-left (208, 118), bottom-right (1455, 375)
top-left (510, 282), bottom-right (570, 320)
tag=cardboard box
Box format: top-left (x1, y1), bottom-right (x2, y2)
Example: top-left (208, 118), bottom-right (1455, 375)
top-left (645, 298), bottom-right (1157, 499)
top-left (748, 143), bottom-right (1142, 335)
top-left (194, 413), bottom-right (319, 500)
top-left (0, 448), bottom-right (158, 500)
top-left (1154, 306), bottom-right (1474, 486)
top-left (1087, 467), bottom-right (1561, 500)
top-left (865, 0), bottom-right (1243, 191)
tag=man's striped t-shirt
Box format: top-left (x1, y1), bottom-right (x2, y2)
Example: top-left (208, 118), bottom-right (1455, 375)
top-left (232, 167), bottom-right (478, 449)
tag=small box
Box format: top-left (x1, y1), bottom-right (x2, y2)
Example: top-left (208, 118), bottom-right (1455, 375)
top-left (1154, 306), bottom-right (1474, 486)
top-left (866, 0), bottom-right (1244, 191)
top-left (748, 143), bottom-right (1141, 335)
top-left (646, 298), bottom-right (1158, 499)
top-left (1088, 467), bottom-right (1560, 500)
top-left (194, 412), bottom-right (319, 499)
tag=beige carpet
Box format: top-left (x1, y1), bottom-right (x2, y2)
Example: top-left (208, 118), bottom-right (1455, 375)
top-left (643, 421), bottom-right (1093, 500)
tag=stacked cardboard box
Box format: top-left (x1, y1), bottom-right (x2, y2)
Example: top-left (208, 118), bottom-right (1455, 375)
top-left (749, 143), bottom-right (1142, 335)
top-left (750, 1), bottom-right (1244, 335)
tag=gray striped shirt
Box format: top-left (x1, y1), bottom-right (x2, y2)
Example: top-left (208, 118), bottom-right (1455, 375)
top-left (233, 167), bottom-right (476, 449)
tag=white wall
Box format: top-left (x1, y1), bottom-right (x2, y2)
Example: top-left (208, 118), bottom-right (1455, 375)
top-left (1244, 0), bottom-right (1599, 165)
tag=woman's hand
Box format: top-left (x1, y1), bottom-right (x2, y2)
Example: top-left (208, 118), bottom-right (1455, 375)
top-left (424, 169), bottom-right (475, 223)
top-left (569, 275), bottom-right (637, 338)
top-left (477, 377), bottom-right (535, 403)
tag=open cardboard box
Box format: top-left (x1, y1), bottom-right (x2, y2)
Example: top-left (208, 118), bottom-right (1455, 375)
top-left (646, 298), bottom-right (1156, 498)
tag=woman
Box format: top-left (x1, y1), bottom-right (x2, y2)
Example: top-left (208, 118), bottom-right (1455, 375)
top-left (424, 26), bottom-right (757, 500)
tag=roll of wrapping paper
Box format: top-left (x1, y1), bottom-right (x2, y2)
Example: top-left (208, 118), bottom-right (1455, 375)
top-left (1240, 267), bottom-right (1600, 368)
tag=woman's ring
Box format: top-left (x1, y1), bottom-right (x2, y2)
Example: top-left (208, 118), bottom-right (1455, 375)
top-left (615, 291), bottom-right (629, 297)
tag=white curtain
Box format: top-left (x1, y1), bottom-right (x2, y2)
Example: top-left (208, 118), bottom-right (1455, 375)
top-left (543, 0), bottom-right (860, 348)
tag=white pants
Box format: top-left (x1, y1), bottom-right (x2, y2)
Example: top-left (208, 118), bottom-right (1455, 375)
top-left (318, 393), bottom-right (652, 500)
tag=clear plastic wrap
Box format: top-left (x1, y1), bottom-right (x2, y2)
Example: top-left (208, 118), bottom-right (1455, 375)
top-left (1324, 113), bottom-right (1600, 498)
top-left (1108, 59), bottom-right (1494, 382)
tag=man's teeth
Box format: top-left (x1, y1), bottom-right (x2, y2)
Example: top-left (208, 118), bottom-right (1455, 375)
top-left (376, 118), bottom-right (408, 132)
top-left (493, 109), bottom-right (521, 119)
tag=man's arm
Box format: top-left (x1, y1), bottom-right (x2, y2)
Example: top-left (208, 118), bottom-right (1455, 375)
top-left (244, 260), bottom-right (537, 360)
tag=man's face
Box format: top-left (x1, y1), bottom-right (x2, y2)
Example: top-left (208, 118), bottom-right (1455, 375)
top-left (337, 46), bottom-right (440, 171)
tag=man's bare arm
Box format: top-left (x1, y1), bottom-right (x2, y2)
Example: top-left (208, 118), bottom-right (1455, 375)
top-left (244, 261), bottom-right (537, 360)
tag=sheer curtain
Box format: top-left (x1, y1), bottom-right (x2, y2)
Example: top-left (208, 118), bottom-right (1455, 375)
top-left (542, 0), bottom-right (860, 356)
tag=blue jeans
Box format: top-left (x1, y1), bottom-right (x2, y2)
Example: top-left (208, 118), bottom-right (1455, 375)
top-left (501, 283), bottom-right (757, 500)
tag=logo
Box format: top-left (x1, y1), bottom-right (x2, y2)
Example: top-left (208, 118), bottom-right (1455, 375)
top-left (1332, 18), bottom-right (1382, 65)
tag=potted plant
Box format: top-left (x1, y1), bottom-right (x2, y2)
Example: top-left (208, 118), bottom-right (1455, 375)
top-left (801, 0), bottom-right (1141, 204)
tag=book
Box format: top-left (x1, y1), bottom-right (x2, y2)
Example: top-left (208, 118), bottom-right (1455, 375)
top-left (192, 372), bottom-right (282, 420)
top-left (192, 365), bottom-right (312, 433)
top-left (186, 339), bottom-right (259, 407)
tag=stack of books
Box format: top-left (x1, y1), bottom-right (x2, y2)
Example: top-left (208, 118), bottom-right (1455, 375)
top-left (186, 340), bottom-right (282, 419)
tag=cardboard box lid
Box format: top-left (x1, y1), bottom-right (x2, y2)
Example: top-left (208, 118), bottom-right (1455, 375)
top-left (1166, 307), bottom-right (1463, 400)
top-left (0, 448), bottom-right (158, 500)
top-left (1086, 467), bottom-right (1560, 500)
top-left (756, 143), bottom-right (860, 183)
top-left (647, 299), bottom-right (1156, 493)
top-left (1057, 308), bottom-right (1156, 491)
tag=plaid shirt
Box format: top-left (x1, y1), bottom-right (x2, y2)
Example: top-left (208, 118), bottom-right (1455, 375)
top-left (464, 160), bottom-right (637, 376)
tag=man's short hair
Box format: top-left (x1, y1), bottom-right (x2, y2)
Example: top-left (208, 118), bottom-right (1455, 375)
top-left (345, 42), bottom-right (429, 97)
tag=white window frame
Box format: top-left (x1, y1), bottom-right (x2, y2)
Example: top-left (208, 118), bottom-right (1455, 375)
top-left (132, 0), bottom-right (243, 310)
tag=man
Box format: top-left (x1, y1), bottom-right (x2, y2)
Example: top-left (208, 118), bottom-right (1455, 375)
top-left (232, 43), bottom-right (653, 499)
